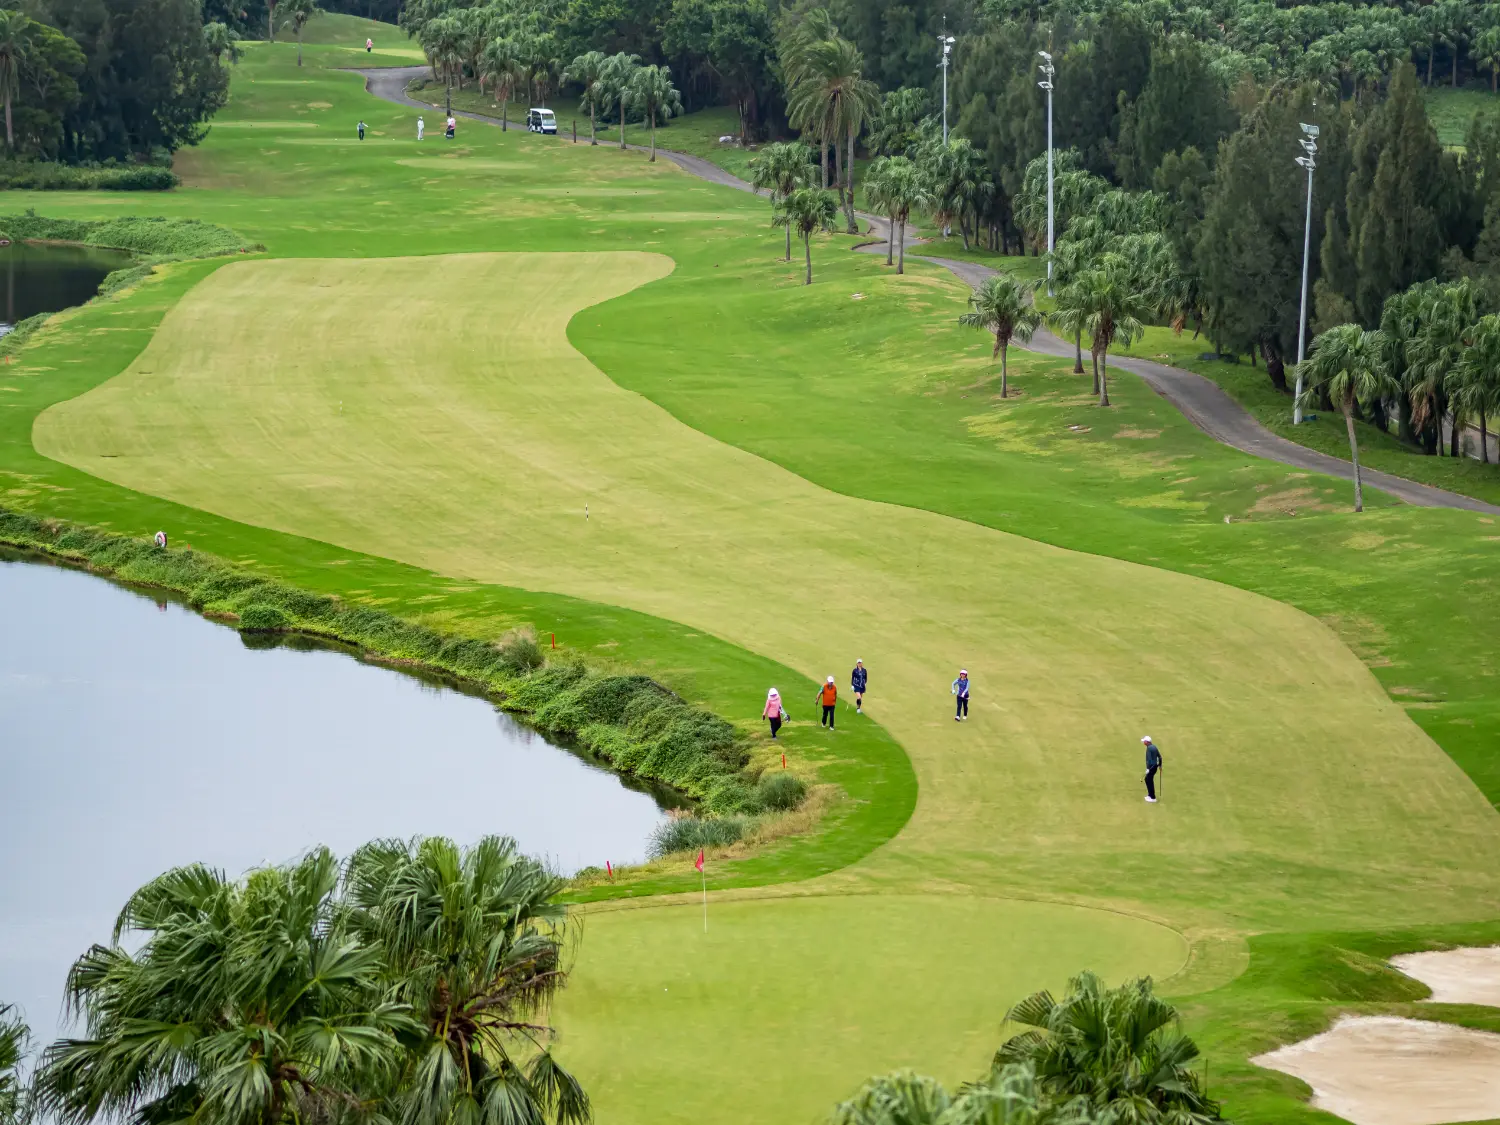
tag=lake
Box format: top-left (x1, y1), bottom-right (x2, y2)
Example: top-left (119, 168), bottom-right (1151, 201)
top-left (0, 239), bottom-right (133, 335)
top-left (0, 555), bottom-right (669, 1045)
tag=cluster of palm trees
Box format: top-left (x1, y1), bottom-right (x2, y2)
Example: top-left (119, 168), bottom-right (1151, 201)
top-left (779, 10), bottom-right (878, 236)
top-left (833, 972), bottom-right (1225, 1125)
top-left (10, 836), bottom-right (589, 1125)
top-left (557, 51), bottom-right (681, 158)
top-left (1299, 280), bottom-right (1500, 510)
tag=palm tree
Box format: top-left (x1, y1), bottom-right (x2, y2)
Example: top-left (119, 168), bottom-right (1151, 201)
top-left (774, 187), bottom-right (839, 284)
top-left (1476, 26), bottom-right (1500, 92)
top-left (279, 0), bottom-right (318, 67)
top-left (1068, 260), bottom-right (1152, 408)
top-left (1046, 285), bottom-right (1090, 377)
top-left (996, 972), bottom-right (1223, 1124)
top-left (786, 36), bottom-right (878, 232)
top-left (863, 156), bottom-right (928, 273)
top-left (564, 50), bottom-right (608, 144)
top-left (481, 37), bottom-right (523, 130)
top-left (522, 36), bottom-right (559, 105)
top-left (602, 52), bottom-right (640, 150)
top-left (342, 836), bottom-right (590, 1125)
top-left (629, 64), bottom-right (682, 162)
top-left (960, 275), bottom-right (1044, 399)
top-left (749, 141), bottom-right (814, 261)
top-left (33, 850), bottom-right (416, 1125)
top-left (1452, 313), bottom-right (1500, 464)
top-left (1295, 324), bottom-right (1395, 512)
top-left (0, 1004), bottom-right (27, 1125)
top-left (0, 9), bottom-right (29, 150)
top-left (1406, 280), bottom-right (1475, 456)
top-left (202, 21), bottom-right (242, 65)
top-left (832, 1071), bottom-right (951, 1125)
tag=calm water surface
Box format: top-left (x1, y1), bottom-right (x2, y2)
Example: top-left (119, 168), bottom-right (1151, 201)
top-left (0, 241), bottom-right (133, 333)
top-left (0, 557), bottom-right (668, 1043)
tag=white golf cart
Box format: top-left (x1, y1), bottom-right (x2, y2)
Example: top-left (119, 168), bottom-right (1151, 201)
top-left (527, 108), bottom-right (557, 135)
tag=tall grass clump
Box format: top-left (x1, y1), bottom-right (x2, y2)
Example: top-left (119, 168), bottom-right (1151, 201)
top-left (757, 771), bottom-right (806, 811)
top-left (648, 814), bottom-right (748, 859)
top-left (0, 508), bottom-right (763, 814)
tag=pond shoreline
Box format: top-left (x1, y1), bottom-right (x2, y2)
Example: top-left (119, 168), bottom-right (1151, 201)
top-left (0, 508), bottom-right (770, 821)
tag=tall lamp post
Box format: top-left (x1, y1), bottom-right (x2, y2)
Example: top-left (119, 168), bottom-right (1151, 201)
top-left (939, 25), bottom-right (955, 144)
top-left (1293, 120), bottom-right (1319, 424)
top-left (1037, 50), bottom-right (1055, 296)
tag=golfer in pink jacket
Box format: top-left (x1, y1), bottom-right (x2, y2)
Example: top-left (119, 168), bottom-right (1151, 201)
top-left (763, 688), bottom-right (789, 739)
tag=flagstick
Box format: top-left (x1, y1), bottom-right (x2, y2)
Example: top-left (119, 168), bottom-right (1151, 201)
top-left (701, 866), bottom-right (708, 932)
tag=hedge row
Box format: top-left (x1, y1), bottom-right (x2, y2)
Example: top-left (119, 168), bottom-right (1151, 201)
top-left (0, 509), bottom-right (764, 816)
top-left (1, 212), bottom-right (256, 259)
top-left (0, 161), bottom-right (179, 191)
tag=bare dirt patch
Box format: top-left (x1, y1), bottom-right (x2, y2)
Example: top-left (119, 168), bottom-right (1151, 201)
top-left (1253, 1015), bottom-right (1500, 1125)
top-left (1113, 427), bottom-right (1162, 439)
top-left (1249, 486), bottom-right (1338, 516)
top-left (1391, 947), bottom-right (1500, 1006)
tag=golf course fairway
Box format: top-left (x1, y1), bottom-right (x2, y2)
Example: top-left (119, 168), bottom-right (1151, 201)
top-left (7, 19), bottom-right (1500, 1125)
top-left (36, 252), bottom-right (1500, 935)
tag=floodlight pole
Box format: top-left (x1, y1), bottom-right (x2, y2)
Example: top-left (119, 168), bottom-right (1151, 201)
top-left (1293, 120), bottom-right (1319, 424)
top-left (1037, 51), bottom-right (1055, 296)
top-left (938, 24), bottom-right (955, 145)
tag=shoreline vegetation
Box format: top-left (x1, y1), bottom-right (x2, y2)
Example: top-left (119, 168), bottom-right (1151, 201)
top-left (0, 508), bottom-right (813, 864)
top-left (0, 213), bottom-right (262, 360)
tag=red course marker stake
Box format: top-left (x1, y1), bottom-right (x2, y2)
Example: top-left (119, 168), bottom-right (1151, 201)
top-left (551, 632), bottom-right (556, 649)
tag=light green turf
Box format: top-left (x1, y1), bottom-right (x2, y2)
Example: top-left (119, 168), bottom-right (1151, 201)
top-left (35, 250), bottom-right (1500, 937)
top-left (6, 20), bottom-right (1500, 1124)
top-left (555, 894), bottom-right (1187, 1125)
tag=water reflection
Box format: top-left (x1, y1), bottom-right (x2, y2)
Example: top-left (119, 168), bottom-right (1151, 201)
top-left (0, 556), bottom-right (668, 1043)
top-left (1, 241), bottom-right (133, 334)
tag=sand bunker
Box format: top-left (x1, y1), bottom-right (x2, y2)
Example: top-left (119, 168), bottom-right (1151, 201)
top-left (1253, 1015), bottom-right (1500, 1125)
top-left (1391, 947), bottom-right (1500, 1006)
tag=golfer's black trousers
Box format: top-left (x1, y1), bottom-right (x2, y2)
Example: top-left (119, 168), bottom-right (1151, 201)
top-left (1145, 766), bottom-right (1159, 799)
top-left (956, 695), bottom-right (969, 718)
top-left (821, 704), bottom-right (835, 727)
top-left (768, 716), bottom-right (782, 738)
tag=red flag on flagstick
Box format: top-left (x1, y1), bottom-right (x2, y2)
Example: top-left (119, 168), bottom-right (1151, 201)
top-left (694, 849), bottom-right (704, 872)
top-left (606, 861), bottom-right (613, 879)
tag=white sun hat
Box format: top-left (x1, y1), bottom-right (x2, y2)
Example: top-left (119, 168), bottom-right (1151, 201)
top-left (1141, 736), bottom-right (1152, 743)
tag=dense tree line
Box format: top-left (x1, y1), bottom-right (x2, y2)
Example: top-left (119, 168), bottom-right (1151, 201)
top-left (1, 0), bottom-right (227, 161)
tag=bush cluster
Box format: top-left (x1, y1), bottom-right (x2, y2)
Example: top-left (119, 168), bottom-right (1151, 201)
top-left (0, 161), bottom-right (179, 191)
top-left (0, 509), bottom-right (799, 822)
top-left (0, 212), bottom-right (255, 258)
top-left (648, 814), bottom-right (748, 858)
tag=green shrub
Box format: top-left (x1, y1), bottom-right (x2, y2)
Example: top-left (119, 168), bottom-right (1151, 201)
top-left (503, 660), bottom-right (588, 711)
top-left (0, 161), bottom-right (179, 191)
top-left (238, 604), bottom-right (289, 632)
top-left (757, 771), bottom-right (807, 811)
top-left (495, 629), bottom-right (544, 675)
top-left (648, 815), bottom-right (747, 858)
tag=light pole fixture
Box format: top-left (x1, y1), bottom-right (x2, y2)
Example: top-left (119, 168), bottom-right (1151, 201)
top-left (1293, 120), bottom-right (1318, 424)
top-left (1037, 50), bottom-right (1055, 296)
top-left (939, 27), bottom-right (956, 144)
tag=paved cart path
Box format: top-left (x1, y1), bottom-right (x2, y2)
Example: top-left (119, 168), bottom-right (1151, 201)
top-left (357, 65), bottom-right (1500, 516)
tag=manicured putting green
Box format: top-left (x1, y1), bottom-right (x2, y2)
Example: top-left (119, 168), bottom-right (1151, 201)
top-left (36, 252), bottom-right (1500, 935)
top-left (556, 894), bottom-right (1188, 1125)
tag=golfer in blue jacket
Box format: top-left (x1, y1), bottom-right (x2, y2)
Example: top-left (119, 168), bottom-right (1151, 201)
top-left (851, 660), bottom-right (868, 713)
top-left (1142, 736), bottom-right (1163, 802)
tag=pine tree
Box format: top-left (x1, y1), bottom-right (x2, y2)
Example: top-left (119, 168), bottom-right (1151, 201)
top-left (1322, 63), bottom-right (1463, 327)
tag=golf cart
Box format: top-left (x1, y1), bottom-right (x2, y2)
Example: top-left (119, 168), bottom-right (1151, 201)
top-left (527, 108), bottom-right (557, 135)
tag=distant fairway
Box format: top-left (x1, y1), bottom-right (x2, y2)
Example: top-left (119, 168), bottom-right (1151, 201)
top-left (36, 252), bottom-right (1500, 938)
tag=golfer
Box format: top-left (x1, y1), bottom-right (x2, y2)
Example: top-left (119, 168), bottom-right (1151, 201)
top-left (1142, 736), bottom-right (1163, 802)
top-left (357, 120), bottom-right (367, 140)
top-left (762, 689), bottom-right (788, 739)
top-left (365, 37), bottom-right (373, 52)
top-left (951, 669), bottom-right (970, 721)
top-left (417, 116), bottom-right (425, 140)
top-left (851, 659), bottom-right (868, 713)
top-left (817, 676), bottom-right (838, 729)
top-left (445, 114), bottom-right (456, 139)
